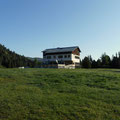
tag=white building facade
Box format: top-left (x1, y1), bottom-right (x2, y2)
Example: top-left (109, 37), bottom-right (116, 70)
top-left (42, 46), bottom-right (81, 68)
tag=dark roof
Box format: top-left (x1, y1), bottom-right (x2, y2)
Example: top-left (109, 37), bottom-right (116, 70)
top-left (43, 46), bottom-right (81, 54)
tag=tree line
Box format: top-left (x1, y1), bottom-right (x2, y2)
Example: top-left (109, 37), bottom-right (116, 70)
top-left (0, 43), bottom-right (120, 69)
top-left (0, 44), bottom-right (40, 68)
top-left (81, 52), bottom-right (120, 68)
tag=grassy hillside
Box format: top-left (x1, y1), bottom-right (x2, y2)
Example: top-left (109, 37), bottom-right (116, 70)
top-left (0, 69), bottom-right (120, 120)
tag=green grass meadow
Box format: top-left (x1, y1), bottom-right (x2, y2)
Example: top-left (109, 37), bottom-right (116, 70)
top-left (0, 68), bottom-right (120, 120)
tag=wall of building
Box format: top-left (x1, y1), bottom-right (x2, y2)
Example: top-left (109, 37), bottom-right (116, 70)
top-left (71, 54), bottom-right (80, 63)
top-left (41, 64), bottom-right (76, 69)
top-left (43, 54), bottom-right (72, 62)
top-left (43, 53), bottom-right (80, 64)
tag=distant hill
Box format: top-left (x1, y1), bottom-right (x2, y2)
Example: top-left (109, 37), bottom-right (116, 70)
top-left (0, 44), bottom-right (34, 68)
top-left (28, 57), bottom-right (43, 62)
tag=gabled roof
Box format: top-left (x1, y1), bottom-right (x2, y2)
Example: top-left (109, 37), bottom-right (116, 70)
top-left (43, 46), bottom-right (81, 54)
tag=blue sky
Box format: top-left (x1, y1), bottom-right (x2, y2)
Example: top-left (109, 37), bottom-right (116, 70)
top-left (0, 0), bottom-right (120, 60)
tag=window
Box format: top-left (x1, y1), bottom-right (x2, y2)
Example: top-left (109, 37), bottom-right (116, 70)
top-left (75, 56), bottom-right (79, 59)
top-left (53, 56), bottom-right (56, 59)
top-left (47, 56), bottom-right (51, 59)
top-left (68, 55), bottom-right (71, 58)
top-left (64, 55), bottom-right (67, 58)
top-left (58, 55), bottom-right (63, 58)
